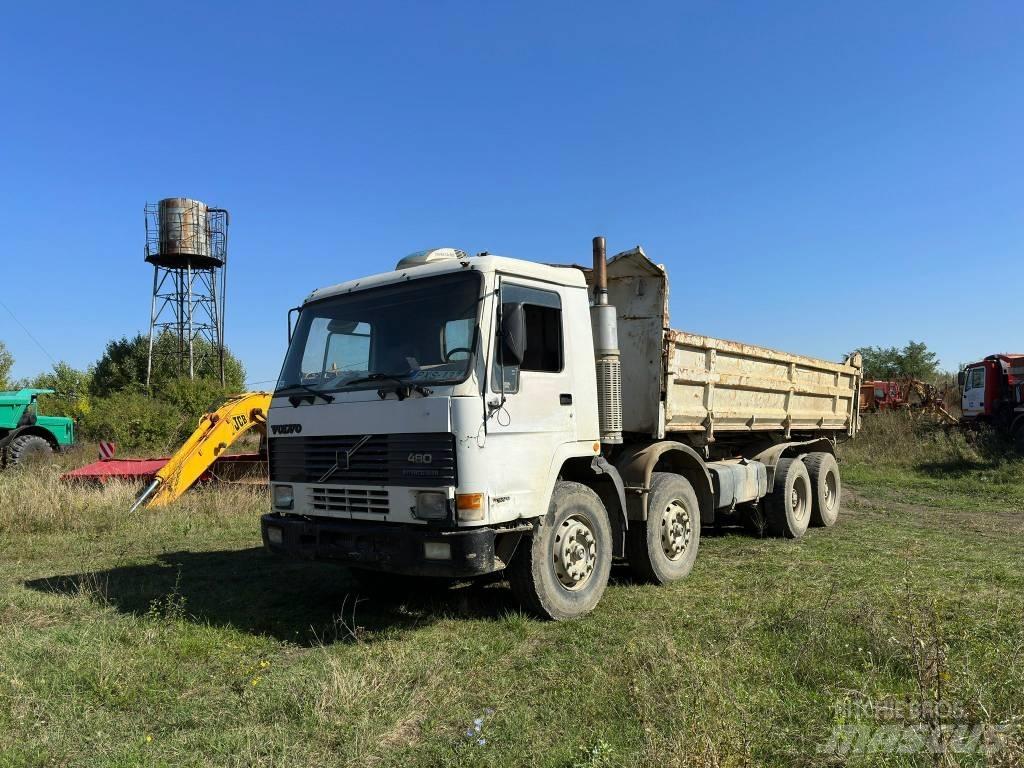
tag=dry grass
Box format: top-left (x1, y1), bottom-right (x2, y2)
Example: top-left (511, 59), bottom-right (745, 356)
top-left (0, 427), bottom-right (1021, 766)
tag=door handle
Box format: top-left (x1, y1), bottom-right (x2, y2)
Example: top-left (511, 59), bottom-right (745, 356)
top-left (559, 394), bottom-right (572, 405)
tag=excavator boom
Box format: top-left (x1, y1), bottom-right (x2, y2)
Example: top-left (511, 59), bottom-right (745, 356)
top-left (129, 392), bottom-right (271, 511)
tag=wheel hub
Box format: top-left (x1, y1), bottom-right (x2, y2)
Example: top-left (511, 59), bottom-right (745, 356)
top-left (823, 470), bottom-right (837, 510)
top-left (553, 517), bottom-right (597, 590)
top-left (791, 477), bottom-right (809, 521)
top-left (660, 500), bottom-right (692, 561)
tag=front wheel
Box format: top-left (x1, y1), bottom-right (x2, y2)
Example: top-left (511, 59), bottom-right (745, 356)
top-left (626, 472), bottom-right (701, 584)
top-left (507, 481), bottom-right (612, 620)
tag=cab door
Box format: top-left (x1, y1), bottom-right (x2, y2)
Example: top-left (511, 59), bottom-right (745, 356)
top-left (483, 279), bottom-right (576, 520)
top-left (962, 365), bottom-right (986, 418)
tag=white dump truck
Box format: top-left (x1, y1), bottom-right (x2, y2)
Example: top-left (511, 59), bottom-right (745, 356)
top-left (262, 239), bottom-right (861, 619)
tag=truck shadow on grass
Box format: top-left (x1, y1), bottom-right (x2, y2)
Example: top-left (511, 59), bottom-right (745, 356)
top-left (24, 548), bottom-right (522, 646)
top-left (25, 521), bottom-right (769, 641)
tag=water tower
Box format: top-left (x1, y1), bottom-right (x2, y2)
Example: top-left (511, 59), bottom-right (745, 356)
top-left (144, 198), bottom-right (229, 386)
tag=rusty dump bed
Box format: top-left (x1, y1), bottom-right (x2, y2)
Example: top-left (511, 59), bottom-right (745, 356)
top-left (595, 248), bottom-right (861, 442)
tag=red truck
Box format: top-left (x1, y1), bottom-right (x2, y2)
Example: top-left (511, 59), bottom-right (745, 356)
top-left (959, 354), bottom-right (1024, 445)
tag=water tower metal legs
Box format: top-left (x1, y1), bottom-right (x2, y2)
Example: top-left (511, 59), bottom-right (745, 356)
top-left (187, 262), bottom-right (194, 379)
top-left (145, 262), bottom-right (225, 388)
top-left (146, 266), bottom-right (158, 388)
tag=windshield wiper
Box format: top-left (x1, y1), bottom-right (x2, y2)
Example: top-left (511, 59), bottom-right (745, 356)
top-left (282, 383), bottom-right (335, 407)
top-left (345, 372), bottom-right (432, 400)
top-left (345, 372), bottom-right (410, 388)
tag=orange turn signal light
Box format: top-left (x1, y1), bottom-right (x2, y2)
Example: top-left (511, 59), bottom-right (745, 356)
top-left (456, 493), bottom-right (486, 522)
top-left (457, 493), bottom-right (484, 510)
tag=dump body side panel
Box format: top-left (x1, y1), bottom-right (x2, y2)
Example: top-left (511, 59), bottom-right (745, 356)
top-left (665, 332), bottom-right (860, 438)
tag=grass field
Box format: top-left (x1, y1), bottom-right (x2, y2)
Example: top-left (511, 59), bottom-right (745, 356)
top-left (1, 415), bottom-right (1022, 767)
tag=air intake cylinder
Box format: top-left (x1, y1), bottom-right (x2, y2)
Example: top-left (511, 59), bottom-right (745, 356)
top-left (591, 236), bottom-right (623, 444)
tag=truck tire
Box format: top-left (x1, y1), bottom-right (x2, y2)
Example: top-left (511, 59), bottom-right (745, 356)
top-left (5, 434), bottom-right (53, 468)
top-left (507, 481), bottom-right (612, 620)
top-left (803, 452), bottom-right (841, 527)
top-left (626, 472), bottom-right (701, 584)
top-left (766, 458), bottom-right (811, 539)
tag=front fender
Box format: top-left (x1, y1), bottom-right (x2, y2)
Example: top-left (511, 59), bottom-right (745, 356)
top-left (538, 441), bottom-right (604, 517)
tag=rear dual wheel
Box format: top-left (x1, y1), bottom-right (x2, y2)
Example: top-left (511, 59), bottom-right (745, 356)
top-left (803, 451), bottom-right (841, 527)
top-left (766, 458), bottom-right (812, 538)
top-left (767, 453), bottom-right (842, 537)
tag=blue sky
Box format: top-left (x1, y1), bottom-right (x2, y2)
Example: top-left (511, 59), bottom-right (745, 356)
top-left (2, 2), bottom-right (1021, 384)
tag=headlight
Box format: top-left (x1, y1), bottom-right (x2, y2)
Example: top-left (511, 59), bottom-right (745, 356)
top-left (273, 484), bottom-right (294, 510)
top-left (415, 491), bottom-right (448, 520)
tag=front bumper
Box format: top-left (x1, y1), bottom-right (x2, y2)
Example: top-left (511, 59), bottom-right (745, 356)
top-left (261, 513), bottom-right (499, 577)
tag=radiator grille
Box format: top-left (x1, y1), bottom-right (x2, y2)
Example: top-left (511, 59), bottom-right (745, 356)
top-left (269, 432), bottom-right (457, 487)
top-left (310, 486), bottom-right (389, 514)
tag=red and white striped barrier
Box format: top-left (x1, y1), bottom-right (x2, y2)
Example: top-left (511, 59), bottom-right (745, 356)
top-left (98, 441), bottom-right (117, 461)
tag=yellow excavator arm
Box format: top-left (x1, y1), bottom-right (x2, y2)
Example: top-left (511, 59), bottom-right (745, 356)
top-left (129, 391), bottom-right (272, 511)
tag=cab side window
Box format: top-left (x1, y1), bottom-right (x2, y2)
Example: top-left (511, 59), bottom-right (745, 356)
top-left (493, 284), bottom-right (563, 393)
top-left (969, 367), bottom-right (984, 390)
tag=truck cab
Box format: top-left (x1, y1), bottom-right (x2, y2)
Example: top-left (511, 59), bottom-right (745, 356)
top-left (960, 354), bottom-right (1024, 440)
top-left (263, 251), bottom-right (602, 583)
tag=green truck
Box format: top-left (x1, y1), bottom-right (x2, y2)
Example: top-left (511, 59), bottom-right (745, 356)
top-left (0, 389), bottom-right (75, 467)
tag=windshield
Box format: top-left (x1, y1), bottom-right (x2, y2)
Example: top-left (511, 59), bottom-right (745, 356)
top-left (276, 271), bottom-right (483, 394)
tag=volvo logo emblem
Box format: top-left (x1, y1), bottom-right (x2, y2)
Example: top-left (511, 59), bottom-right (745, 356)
top-left (271, 423), bottom-right (303, 435)
top-left (318, 434), bottom-right (373, 483)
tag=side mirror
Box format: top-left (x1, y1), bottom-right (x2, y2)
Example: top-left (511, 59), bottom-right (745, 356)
top-left (287, 307), bottom-right (300, 342)
top-left (957, 370), bottom-right (966, 388)
top-left (500, 302), bottom-right (526, 365)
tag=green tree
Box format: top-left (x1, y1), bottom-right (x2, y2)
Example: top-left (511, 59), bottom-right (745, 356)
top-left (23, 361), bottom-right (93, 421)
top-left (898, 340), bottom-right (940, 381)
top-left (78, 391), bottom-right (186, 453)
top-left (77, 378), bottom-right (239, 453)
top-left (855, 340), bottom-right (940, 382)
top-left (0, 341), bottom-right (12, 390)
top-left (856, 345), bottom-right (903, 380)
top-left (91, 332), bottom-right (246, 397)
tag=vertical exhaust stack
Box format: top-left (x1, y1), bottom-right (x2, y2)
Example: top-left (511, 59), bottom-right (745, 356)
top-left (591, 236), bottom-right (623, 444)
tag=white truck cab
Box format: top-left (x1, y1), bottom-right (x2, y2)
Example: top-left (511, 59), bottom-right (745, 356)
top-left (262, 239), bottom-right (861, 619)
